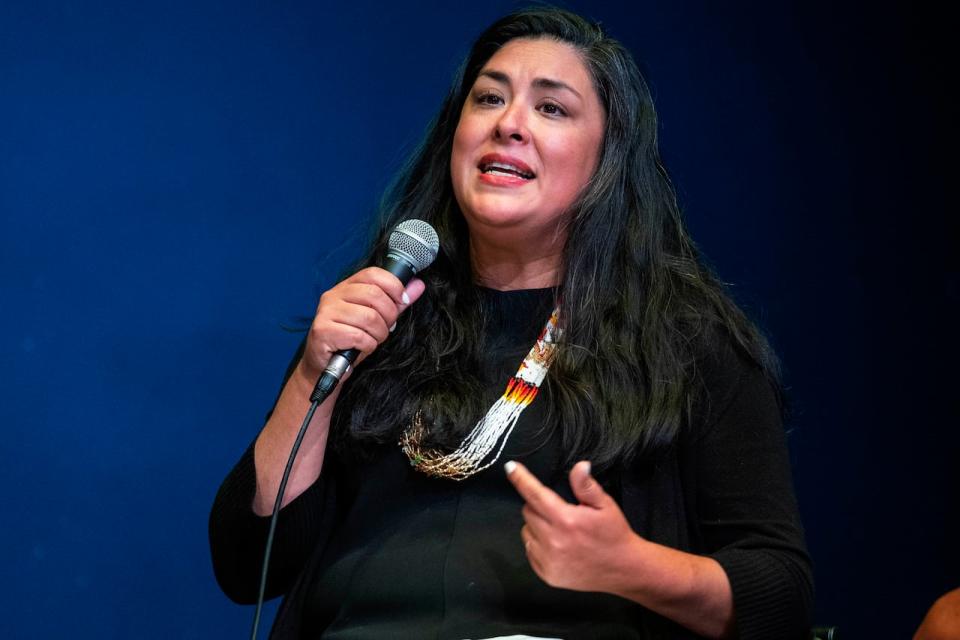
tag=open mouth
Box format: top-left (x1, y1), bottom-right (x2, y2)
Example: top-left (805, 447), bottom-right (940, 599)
top-left (478, 156), bottom-right (535, 180)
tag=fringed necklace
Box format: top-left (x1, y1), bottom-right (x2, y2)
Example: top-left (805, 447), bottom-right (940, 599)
top-left (400, 306), bottom-right (560, 480)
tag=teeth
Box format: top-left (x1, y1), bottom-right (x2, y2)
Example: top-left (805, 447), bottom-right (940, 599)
top-left (481, 161), bottom-right (533, 179)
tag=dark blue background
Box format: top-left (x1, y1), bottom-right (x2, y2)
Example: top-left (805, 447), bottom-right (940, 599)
top-left (2, 1), bottom-right (954, 638)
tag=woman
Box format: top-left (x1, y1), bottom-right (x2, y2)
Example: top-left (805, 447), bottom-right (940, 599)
top-left (210, 8), bottom-right (813, 639)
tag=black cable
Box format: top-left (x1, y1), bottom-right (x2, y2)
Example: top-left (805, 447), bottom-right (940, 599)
top-left (249, 372), bottom-right (339, 640)
top-left (245, 219), bottom-right (437, 638)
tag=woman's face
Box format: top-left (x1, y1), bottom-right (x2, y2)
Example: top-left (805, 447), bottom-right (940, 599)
top-left (450, 38), bottom-right (606, 244)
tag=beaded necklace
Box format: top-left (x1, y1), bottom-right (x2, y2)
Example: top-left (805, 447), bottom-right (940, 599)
top-left (400, 306), bottom-right (560, 480)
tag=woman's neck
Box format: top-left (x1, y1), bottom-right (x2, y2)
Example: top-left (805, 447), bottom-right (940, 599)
top-left (469, 234), bottom-right (564, 291)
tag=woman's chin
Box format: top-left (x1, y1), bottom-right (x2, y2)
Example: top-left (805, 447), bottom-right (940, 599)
top-left (462, 204), bottom-right (561, 233)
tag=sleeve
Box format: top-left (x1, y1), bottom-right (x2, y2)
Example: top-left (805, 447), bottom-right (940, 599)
top-left (691, 345), bottom-right (814, 640)
top-left (208, 338), bottom-right (340, 604)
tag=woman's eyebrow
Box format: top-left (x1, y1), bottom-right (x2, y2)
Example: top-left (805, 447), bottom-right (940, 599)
top-left (532, 77), bottom-right (581, 98)
top-left (478, 69), bottom-right (510, 85)
top-left (477, 69), bottom-right (582, 99)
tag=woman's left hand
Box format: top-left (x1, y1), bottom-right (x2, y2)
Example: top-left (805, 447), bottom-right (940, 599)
top-left (505, 460), bottom-right (640, 594)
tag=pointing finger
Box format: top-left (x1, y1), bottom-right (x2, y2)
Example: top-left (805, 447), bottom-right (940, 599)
top-left (505, 460), bottom-right (569, 521)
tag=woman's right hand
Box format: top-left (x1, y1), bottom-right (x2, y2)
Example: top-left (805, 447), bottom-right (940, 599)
top-left (299, 267), bottom-right (426, 382)
top-left (252, 268), bottom-right (425, 515)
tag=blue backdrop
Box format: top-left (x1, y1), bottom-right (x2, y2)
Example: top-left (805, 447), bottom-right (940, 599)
top-left (1, 1), bottom-right (954, 638)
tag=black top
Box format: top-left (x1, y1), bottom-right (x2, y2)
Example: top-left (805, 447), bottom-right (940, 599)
top-left (209, 287), bottom-right (813, 639)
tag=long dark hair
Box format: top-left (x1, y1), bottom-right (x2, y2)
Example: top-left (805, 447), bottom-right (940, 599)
top-left (330, 7), bottom-right (780, 470)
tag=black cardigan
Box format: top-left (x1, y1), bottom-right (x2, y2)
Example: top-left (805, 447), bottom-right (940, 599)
top-left (209, 288), bottom-right (813, 639)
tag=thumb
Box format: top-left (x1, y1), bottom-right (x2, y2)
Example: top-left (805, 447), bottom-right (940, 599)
top-left (400, 277), bottom-right (426, 310)
top-left (569, 461), bottom-right (608, 508)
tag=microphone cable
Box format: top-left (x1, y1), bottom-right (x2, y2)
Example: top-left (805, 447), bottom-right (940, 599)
top-left (249, 375), bottom-right (338, 640)
top-left (246, 220), bottom-right (438, 639)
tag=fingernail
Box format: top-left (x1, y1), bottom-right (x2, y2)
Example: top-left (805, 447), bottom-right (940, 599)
top-left (402, 291), bottom-right (410, 305)
top-left (389, 322), bottom-right (397, 333)
top-left (584, 461), bottom-right (591, 476)
top-left (504, 461), bottom-right (517, 475)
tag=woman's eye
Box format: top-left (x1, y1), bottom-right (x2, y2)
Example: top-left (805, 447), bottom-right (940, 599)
top-left (540, 102), bottom-right (567, 117)
top-left (476, 92), bottom-right (503, 106)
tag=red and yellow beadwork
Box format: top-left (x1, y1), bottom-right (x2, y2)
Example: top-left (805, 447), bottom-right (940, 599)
top-left (401, 307), bottom-right (561, 480)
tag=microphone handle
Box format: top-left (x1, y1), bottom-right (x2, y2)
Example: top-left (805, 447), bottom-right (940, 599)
top-left (309, 254), bottom-right (415, 403)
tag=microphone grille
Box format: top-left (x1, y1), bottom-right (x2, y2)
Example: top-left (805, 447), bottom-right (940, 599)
top-left (388, 219), bottom-right (439, 272)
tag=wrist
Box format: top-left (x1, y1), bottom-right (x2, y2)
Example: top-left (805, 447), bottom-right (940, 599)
top-left (293, 356), bottom-right (321, 388)
top-left (606, 532), bottom-right (655, 598)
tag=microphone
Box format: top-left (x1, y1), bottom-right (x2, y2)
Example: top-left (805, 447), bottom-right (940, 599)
top-left (251, 221), bottom-right (439, 639)
top-left (310, 219), bottom-right (439, 403)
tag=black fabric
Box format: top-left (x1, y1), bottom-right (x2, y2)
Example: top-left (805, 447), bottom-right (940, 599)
top-left (209, 287), bottom-right (813, 639)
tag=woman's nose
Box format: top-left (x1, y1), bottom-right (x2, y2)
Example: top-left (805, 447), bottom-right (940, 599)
top-left (494, 104), bottom-right (527, 143)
